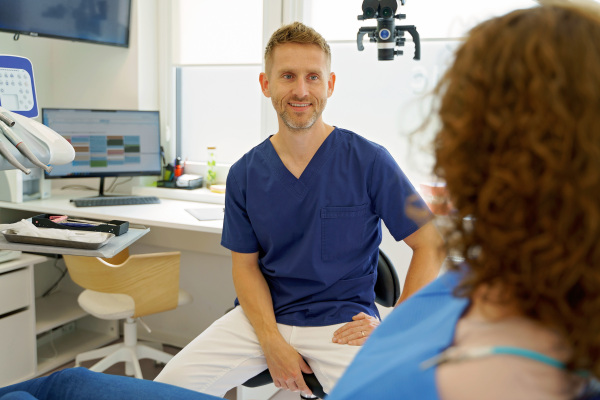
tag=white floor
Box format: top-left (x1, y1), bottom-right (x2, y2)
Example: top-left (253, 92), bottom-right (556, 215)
top-left (272, 389), bottom-right (306, 400)
top-left (236, 384), bottom-right (314, 400)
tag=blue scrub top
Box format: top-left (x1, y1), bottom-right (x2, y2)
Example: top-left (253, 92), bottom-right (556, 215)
top-left (221, 127), bottom-right (430, 326)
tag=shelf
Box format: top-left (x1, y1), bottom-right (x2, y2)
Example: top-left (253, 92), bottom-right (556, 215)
top-left (36, 328), bottom-right (117, 376)
top-left (35, 292), bottom-right (87, 334)
top-left (0, 226), bottom-right (150, 257)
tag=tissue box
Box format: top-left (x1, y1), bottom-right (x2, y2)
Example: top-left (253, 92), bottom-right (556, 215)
top-left (175, 174), bottom-right (203, 189)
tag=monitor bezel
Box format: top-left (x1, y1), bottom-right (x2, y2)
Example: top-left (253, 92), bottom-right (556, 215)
top-left (42, 107), bottom-right (163, 180)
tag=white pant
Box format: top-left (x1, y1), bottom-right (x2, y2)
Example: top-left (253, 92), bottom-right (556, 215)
top-left (154, 306), bottom-right (362, 397)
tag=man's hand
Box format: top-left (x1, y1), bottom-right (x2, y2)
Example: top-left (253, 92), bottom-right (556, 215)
top-left (263, 337), bottom-right (314, 395)
top-left (331, 312), bottom-right (380, 345)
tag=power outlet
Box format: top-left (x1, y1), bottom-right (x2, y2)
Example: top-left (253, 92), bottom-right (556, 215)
top-left (60, 321), bottom-right (76, 335)
top-left (36, 321), bottom-right (76, 349)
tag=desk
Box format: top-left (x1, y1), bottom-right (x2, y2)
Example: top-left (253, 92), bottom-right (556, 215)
top-left (0, 190), bottom-right (225, 234)
top-left (0, 189), bottom-right (236, 373)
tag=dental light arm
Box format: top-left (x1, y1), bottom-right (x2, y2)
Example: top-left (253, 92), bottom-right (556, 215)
top-left (357, 0), bottom-right (421, 61)
top-left (0, 55), bottom-right (74, 173)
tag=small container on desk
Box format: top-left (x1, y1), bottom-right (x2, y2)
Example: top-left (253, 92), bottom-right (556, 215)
top-left (157, 174), bottom-right (203, 190)
top-left (32, 214), bottom-right (129, 236)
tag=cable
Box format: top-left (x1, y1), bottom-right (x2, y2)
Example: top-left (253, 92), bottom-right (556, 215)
top-left (107, 177), bottom-right (132, 193)
top-left (60, 184), bottom-right (97, 191)
top-left (42, 256), bottom-right (68, 297)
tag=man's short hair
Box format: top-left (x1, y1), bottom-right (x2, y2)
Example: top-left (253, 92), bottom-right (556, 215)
top-left (264, 22), bottom-right (331, 75)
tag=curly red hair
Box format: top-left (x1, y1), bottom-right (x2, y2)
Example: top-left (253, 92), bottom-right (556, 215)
top-left (434, 3), bottom-right (600, 375)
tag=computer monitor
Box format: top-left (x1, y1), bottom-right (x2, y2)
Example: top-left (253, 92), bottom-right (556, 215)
top-left (42, 108), bottom-right (162, 197)
top-left (0, 0), bottom-right (131, 48)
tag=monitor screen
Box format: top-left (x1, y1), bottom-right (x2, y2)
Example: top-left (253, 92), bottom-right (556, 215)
top-left (42, 108), bottom-right (162, 180)
top-left (0, 0), bottom-right (131, 47)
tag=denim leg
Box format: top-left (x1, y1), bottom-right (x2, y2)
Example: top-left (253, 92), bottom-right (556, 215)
top-left (0, 368), bottom-right (220, 400)
top-left (0, 392), bottom-right (38, 400)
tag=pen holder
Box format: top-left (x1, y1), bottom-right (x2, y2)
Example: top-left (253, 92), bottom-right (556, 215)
top-left (156, 180), bottom-right (177, 188)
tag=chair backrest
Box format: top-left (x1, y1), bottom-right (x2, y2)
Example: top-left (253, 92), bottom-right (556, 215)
top-left (374, 248), bottom-right (401, 307)
top-left (62, 249), bottom-right (181, 318)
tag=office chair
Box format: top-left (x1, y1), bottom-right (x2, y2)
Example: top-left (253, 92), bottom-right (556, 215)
top-left (242, 248), bottom-right (400, 399)
top-left (62, 249), bottom-right (192, 379)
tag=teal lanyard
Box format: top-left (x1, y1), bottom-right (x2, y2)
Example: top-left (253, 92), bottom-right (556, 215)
top-left (421, 345), bottom-right (589, 377)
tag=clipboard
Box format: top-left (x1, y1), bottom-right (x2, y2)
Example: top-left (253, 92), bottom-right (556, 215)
top-left (185, 207), bottom-right (224, 221)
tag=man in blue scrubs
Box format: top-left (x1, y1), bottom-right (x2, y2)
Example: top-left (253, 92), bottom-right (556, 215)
top-left (155, 22), bottom-right (445, 397)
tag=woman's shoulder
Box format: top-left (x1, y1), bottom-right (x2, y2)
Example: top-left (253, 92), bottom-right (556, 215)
top-left (437, 314), bottom-right (583, 400)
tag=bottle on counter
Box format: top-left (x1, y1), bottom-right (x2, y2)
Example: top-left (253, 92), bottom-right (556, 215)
top-left (206, 146), bottom-right (217, 188)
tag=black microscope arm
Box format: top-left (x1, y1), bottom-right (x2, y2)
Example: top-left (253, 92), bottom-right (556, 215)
top-left (397, 25), bottom-right (421, 60)
top-left (357, 26), bottom-right (377, 51)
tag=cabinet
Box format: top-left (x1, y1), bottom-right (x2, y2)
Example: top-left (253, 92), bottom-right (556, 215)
top-left (0, 254), bottom-right (119, 386)
top-left (0, 254), bottom-right (42, 386)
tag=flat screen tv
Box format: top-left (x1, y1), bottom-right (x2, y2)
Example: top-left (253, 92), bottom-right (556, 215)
top-left (0, 0), bottom-right (131, 48)
top-left (42, 108), bottom-right (162, 196)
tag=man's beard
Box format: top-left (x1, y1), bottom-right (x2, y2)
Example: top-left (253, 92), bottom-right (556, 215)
top-left (276, 98), bottom-right (327, 131)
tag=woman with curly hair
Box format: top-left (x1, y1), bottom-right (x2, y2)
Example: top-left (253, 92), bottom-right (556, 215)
top-left (329, 1), bottom-right (600, 399)
top-left (1, 1), bottom-right (599, 400)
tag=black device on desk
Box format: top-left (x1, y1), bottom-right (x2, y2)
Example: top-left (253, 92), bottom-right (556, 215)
top-left (42, 108), bottom-right (163, 207)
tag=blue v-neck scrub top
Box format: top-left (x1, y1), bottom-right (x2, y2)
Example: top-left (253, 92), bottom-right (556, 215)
top-left (221, 127), bottom-right (431, 326)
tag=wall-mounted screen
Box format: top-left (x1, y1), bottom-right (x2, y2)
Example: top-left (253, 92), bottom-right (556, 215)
top-left (0, 0), bottom-right (131, 48)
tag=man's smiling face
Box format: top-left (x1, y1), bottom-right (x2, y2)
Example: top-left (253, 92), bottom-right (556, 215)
top-left (261, 43), bottom-right (335, 131)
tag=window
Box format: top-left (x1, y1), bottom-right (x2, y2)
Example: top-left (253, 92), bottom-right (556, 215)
top-left (173, 0), bottom-right (263, 65)
top-left (176, 65), bottom-right (263, 165)
top-left (173, 0), bottom-right (265, 168)
top-left (299, 0), bottom-right (536, 183)
top-left (169, 0), bottom-right (541, 182)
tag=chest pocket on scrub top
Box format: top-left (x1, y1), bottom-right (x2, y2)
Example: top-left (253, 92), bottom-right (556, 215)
top-left (321, 204), bottom-right (369, 262)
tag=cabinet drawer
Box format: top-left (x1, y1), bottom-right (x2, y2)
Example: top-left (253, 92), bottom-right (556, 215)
top-left (0, 268), bottom-right (31, 315)
top-left (0, 308), bottom-right (36, 386)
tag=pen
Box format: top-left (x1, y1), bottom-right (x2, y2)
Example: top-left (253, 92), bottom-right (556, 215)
top-left (160, 146), bottom-right (166, 167)
top-left (66, 217), bottom-right (111, 225)
top-left (59, 222), bottom-right (97, 227)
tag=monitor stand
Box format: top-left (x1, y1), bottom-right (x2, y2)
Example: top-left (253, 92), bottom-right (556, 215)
top-left (69, 177), bottom-right (133, 203)
top-left (97, 177), bottom-right (115, 197)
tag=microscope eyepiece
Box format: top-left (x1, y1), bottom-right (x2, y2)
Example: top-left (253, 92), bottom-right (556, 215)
top-left (361, 0), bottom-right (379, 19)
top-left (380, 0), bottom-right (398, 18)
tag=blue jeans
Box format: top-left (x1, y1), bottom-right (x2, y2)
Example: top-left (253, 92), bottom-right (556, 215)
top-left (0, 368), bottom-right (221, 400)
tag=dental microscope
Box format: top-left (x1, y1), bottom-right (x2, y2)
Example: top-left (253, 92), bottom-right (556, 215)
top-left (357, 0), bottom-right (421, 61)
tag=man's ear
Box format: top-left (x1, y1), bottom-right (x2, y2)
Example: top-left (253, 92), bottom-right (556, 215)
top-left (327, 72), bottom-right (336, 98)
top-left (259, 72), bottom-right (271, 98)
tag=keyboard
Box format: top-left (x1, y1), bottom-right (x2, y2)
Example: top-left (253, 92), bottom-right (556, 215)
top-left (71, 196), bottom-right (161, 207)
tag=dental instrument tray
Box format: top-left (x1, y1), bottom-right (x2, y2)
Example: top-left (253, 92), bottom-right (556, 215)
top-left (1, 229), bottom-right (114, 250)
top-left (32, 214), bottom-right (129, 236)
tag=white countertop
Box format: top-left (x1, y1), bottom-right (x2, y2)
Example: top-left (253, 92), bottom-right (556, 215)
top-left (0, 189), bottom-right (225, 235)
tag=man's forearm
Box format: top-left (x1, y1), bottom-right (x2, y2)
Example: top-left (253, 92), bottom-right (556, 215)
top-left (397, 246), bottom-right (444, 304)
top-left (396, 221), bottom-right (446, 305)
top-left (232, 257), bottom-right (281, 346)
